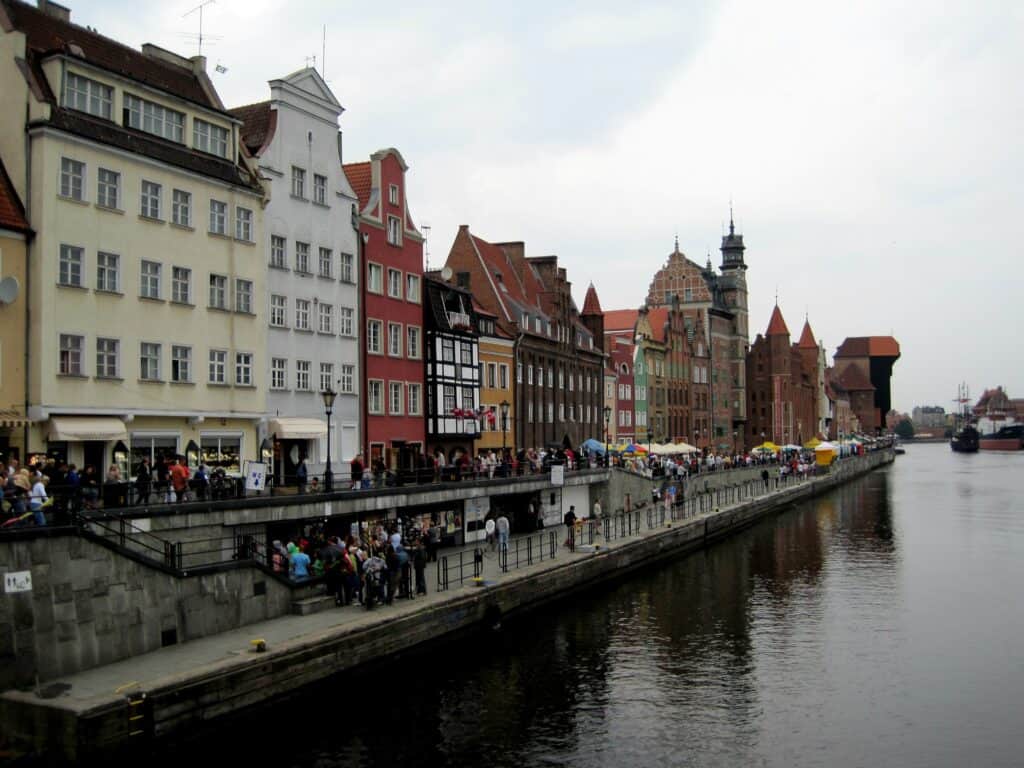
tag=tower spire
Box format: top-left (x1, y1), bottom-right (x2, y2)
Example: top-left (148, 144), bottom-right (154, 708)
top-left (729, 198), bottom-right (735, 236)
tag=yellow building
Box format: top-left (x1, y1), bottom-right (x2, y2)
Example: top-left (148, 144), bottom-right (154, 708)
top-left (474, 309), bottom-right (516, 455)
top-left (0, 1), bottom-right (266, 477)
top-left (0, 156), bottom-right (31, 461)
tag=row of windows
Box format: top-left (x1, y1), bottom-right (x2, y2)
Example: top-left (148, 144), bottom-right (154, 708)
top-left (59, 157), bottom-right (253, 239)
top-left (65, 73), bottom-right (230, 159)
top-left (366, 262), bottom-right (421, 302)
top-left (58, 334), bottom-right (254, 385)
top-left (289, 166), bottom-right (333, 206)
top-left (367, 380), bottom-right (422, 416)
top-left (269, 295), bottom-right (356, 336)
top-left (269, 235), bottom-right (354, 282)
top-left (523, 401), bottom-right (601, 424)
top-left (367, 320), bottom-right (421, 359)
top-left (58, 245), bottom-right (255, 311)
top-left (270, 359), bottom-right (356, 395)
top-left (516, 362), bottom-right (599, 393)
top-left (483, 362), bottom-right (510, 390)
top-left (516, 310), bottom-right (596, 350)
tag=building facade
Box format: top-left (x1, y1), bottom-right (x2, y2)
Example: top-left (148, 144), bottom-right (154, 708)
top-left (344, 149), bottom-right (425, 471)
top-left (474, 306), bottom-right (516, 455)
top-left (423, 274), bottom-right (481, 462)
top-left (443, 226), bottom-right (604, 452)
top-left (233, 68), bottom-right (361, 485)
top-left (832, 336), bottom-right (901, 434)
top-left (2, 0), bottom-right (267, 476)
top-left (0, 155), bottom-right (30, 461)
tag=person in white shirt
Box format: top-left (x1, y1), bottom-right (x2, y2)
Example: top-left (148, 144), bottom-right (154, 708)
top-left (30, 474), bottom-right (48, 526)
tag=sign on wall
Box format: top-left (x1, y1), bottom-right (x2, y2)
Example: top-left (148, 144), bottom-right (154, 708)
top-left (551, 464), bottom-right (565, 486)
top-left (244, 461), bottom-right (266, 491)
top-left (4, 570), bottom-right (32, 593)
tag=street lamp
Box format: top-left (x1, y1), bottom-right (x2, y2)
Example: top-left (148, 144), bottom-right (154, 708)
top-left (500, 399), bottom-right (510, 471)
top-left (321, 386), bottom-right (337, 491)
top-left (604, 405), bottom-right (612, 467)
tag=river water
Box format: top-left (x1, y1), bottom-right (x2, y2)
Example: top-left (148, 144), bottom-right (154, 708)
top-left (158, 445), bottom-right (1024, 767)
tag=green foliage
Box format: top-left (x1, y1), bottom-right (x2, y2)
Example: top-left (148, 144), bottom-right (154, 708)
top-left (895, 419), bottom-right (915, 439)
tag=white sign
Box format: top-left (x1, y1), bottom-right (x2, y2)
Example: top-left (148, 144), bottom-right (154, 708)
top-left (551, 464), bottom-right (565, 486)
top-left (4, 570), bottom-right (32, 593)
top-left (244, 461), bottom-right (266, 491)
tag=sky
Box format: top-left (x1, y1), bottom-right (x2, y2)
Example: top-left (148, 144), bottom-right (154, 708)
top-left (78, 0), bottom-right (1023, 413)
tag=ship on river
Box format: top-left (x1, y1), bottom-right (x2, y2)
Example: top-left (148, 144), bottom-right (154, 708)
top-left (972, 386), bottom-right (1024, 451)
top-left (950, 383), bottom-right (979, 453)
top-left (979, 424), bottom-right (1024, 451)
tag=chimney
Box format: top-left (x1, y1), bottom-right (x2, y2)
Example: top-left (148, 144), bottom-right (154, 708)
top-left (39, 0), bottom-right (71, 22)
top-left (141, 44), bottom-right (193, 70)
top-left (190, 55), bottom-right (207, 74)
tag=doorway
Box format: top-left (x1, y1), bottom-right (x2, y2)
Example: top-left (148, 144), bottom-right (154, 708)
top-left (83, 441), bottom-right (105, 473)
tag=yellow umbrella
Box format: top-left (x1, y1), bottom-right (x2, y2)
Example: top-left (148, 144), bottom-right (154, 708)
top-left (803, 437), bottom-right (822, 449)
top-left (755, 441), bottom-right (780, 452)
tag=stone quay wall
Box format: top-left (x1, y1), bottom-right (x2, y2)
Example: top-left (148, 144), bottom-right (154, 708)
top-left (0, 450), bottom-right (892, 759)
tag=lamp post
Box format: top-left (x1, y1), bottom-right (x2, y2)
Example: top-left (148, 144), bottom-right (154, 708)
top-left (321, 386), bottom-right (337, 491)
top-left (500, 399), bottom-right (510, 470)
top-left (604, 405), bottom-right (612, 467)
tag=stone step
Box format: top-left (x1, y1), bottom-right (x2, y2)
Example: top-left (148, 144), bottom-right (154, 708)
top-left (291, 594), bottom-right (337, 616)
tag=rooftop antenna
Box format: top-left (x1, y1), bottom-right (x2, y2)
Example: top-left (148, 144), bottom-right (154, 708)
top-left (775, 285), bottom-right (779, 305)
top-left (322, 25), bottom-right (327, 80)
top-left (305, 54), bottom-right (317, 69)
top-left (421, 223), bottom-right (431, 272)
top-left (182, 0), bottom-right (217, 57)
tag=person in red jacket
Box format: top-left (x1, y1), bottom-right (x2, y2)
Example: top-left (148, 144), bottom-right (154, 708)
top-left (169, 457), bottom-right (190, 503)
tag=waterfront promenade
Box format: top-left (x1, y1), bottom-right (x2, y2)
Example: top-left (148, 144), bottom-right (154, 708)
top-left (0, 450), bottom-right (892, 759)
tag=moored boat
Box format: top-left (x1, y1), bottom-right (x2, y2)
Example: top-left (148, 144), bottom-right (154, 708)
top-left (950, 383), bottom-right (979, 453)
top-left (979, 424), bottom-right (1024, 451)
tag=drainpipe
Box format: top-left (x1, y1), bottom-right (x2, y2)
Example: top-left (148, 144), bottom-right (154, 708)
top-left (356, 212), bottom-right (367, 461)
top-left (23, 110), bottom-right (33, 459)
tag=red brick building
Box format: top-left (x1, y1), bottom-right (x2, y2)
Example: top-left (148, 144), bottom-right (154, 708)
top-left (344, 149), bottom-right (425, 471)
top-left (443, 227), bottom-right (604, 451)
top-left (832, 336), bottom-right (900, 435)
top-left (745, 306), bottom-right (821, 446)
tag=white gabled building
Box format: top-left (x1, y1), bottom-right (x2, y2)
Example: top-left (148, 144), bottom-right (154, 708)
top-left (232, 69), bottom-right (360, 487)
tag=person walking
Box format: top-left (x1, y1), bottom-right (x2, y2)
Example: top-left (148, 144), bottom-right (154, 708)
top-left (29, 473), bottom-right (49, 526)
top-left (170, 457), bottom-right (190, 503)
top-left (563, 505), bottom-right (577, 547)
top-left (496, 513), bottom-right (510, 554)
top-left (135, 457), bottom-right (152, 506)
top-left (413, 537), bottom-right (428, 596)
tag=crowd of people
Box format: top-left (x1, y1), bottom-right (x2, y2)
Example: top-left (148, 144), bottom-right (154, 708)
top-left (269, 520), bottom-right (434, 608)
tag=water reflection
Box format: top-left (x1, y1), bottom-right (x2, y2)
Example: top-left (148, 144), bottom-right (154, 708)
top-left (151, 448), bottom-right (1024, 768)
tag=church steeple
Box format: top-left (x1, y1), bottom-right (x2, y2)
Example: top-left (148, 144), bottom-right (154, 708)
top-left (720, 205), bottom-right (746, 271)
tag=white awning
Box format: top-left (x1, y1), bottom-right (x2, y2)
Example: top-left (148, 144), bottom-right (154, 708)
top-left (269, 417), bottom-right (328, 440)
top-left (48, 416), bottom-right (128, 442)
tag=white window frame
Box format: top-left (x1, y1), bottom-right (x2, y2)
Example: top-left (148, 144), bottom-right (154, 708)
top-left (96, 251), bottom-right (119, 292)
top-left (96, 337), bottom-right (119, 378)
top-left (295, 242), bottom-right (310, 274)
top-left (139, 342), bottom-right (162, 381)
top-left (140, 180), bottom-right (162, 219)
top-left (291, 166), bottom-right (306, 198)
top-left (124, 94), bottom-right (184, 142)
top-left (386, 215), bottom-right (401, 246)
top-left (313, 173), bottom-right (327, 205)
top-left (209, 199), bottom-right (227, 235)
top-left (270, 235), bottom-right (287, 268)
top-left (389, 381), bottom-right (404, 415)
top-left (171, 345), bottom-right (192, 383)
top-left (367, 262), bottom-right (383, 293)
top-left (295, 299), bottom-right (310, 330)
top-left (59, 333), bottom-right (84, 375)
top-left (408, 382), bottom-right (422, 416)
top-left (406, 274), bottom-right (420, 304)
top-left (59, 244), bottom-right (84, 287)
top-left (208, 349), bottom-right (227, 384)
top-left (193, 118), bottom-right (228, 158)
top-left (235, 278), bottom-right (253, 314)
top-left (235, 352), bottom-right (253, 386)
top-left (172, 189), bottom-right (192, 227)
top-left (388, 184), bottom-right (399, 205)
top-left (296, 360), bottom-right (311, 391)
top-left (65, 72), bottom-right (112, 119)
top-left (339, 306), bottom-right (355, 336)
top-left (340, 252), bottom-right (355, 283)
top-left (339, 364), bottom-right (355, 394)
top-left (270, 294), bottom-right (287, 327)
top-left (406, 326), bottom-right (421, 359)
top-left (60, 157), bottom-right (85, 201)
top-left (387, 322), bottom-right (402, 357)
top-left (367, 319), bottom-right (383, 354)
top-left (320, 362), bottom-right (334, 393)
top-left (140, 260), bottom-right (161, 300)
top-left (171, 266), bottom-right (191, 304)
top-left (209, 274), bottom-right (227, 309)
top-left (97, 168), bottom-right (119, 209)
top-left (271, 357), bottom-right (287, 390)
top-left (235, 207), bottom-right (253, 242)
top-left (318, 302), bottom-right (333, 334)
top-left (368, 379), bottom-right (384, 414)
top-left (387, 268), bottom-right (402, 299)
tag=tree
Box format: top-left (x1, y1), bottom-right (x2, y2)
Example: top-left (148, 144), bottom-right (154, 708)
top-left (895, 419), bottom-right (915, 439)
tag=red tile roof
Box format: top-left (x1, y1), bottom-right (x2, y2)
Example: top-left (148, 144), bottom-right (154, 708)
top-left (604, 309), bottom-right (639, 333)
top-left (343, 162), bottom-right (372, 210)
top-left (230, 101), bottom-right (274, 157)
top-left (797, 320), bottom-right (817, 349)
top-left (3, 0), bottom-right (219, 109)
top-left (835, 336), bottom-right (901, 358)
top-left (646, 307), bottom-right (669, 342)
top-left (766, 305), bottom-right (789, 336)
top-left (0, 157), bottom-right (29, 234)
top-left (581, 282), bottom-right (602, 315)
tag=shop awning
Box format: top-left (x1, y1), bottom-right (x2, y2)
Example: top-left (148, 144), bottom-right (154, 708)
top-left (269, 417), bottom-right (328, 440)
top-left (0, 412), bottom-right (30, 429)
top-left (48, 416), bottom-right (128, 442)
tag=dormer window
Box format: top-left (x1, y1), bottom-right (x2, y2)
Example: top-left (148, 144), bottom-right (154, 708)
top-left (193, 118), bottom-right (228, 158)
top-left (124, 94), bottom-right (184, 143)
top-left (65, 73), bottom-right (112, 120)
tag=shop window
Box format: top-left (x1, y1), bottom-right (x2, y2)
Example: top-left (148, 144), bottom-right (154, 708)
top-left (201, 435), bottom-right (241, 473)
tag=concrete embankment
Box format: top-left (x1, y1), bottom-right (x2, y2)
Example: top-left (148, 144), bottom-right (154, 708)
top-left (0, 451), bottom-right (891, 759)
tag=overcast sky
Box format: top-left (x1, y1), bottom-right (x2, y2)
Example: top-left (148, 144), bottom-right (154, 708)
top-left (82, 0), bottom-right (1022, 413)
